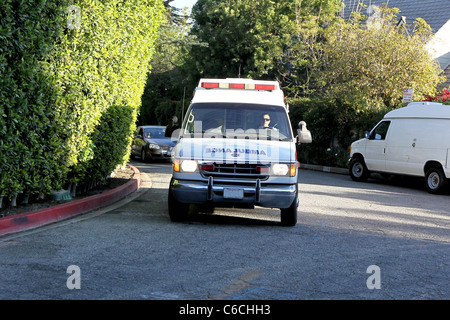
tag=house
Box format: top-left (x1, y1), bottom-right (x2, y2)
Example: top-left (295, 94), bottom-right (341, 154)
top-left (341, 0), bottom-right (450, 89)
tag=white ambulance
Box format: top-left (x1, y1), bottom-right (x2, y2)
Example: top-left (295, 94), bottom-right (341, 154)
top-left (349, 102), bottom-right (450, 193)
top-left (168, 78), bottom-right (312, 226)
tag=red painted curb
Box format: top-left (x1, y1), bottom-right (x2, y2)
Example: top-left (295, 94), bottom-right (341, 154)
top-left (0, 164), bottom-right (141, 237)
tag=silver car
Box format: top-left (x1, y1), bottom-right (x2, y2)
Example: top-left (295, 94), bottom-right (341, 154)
top-left (131, 125), bottom-right (175, 162)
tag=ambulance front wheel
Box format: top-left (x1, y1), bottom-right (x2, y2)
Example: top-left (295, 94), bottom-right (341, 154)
top-left (168, 186), bottom-right (190, 222)
top-left (280, 197), bottom-right (298, 227)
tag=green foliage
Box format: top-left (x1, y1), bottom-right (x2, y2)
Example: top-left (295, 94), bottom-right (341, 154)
top-left (317, 9), bottom-right (444, 107)
top-left (0, 0), bottom-right (68, 199)
top-left (289, 96), bottom-right (390, 167)
top-left (87, 105), bottom-right (137, 183)
top-left (283, 0), bottom-right (342, 96)
top-left (1, 0), bottom-right (164, 205)
top-left (189, 0), bottom-right (299, 79)
top-left (140, 1), bottom-right (200, 126)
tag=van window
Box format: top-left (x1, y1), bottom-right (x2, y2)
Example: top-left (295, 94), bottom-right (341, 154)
top-left (183, 103), bottom-right (293, 141)
top-left (369, 121), bottom-right (390, 140)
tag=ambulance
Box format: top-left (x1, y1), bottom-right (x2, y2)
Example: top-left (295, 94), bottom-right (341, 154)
top-left (168, 78), bottom-right (312, 226)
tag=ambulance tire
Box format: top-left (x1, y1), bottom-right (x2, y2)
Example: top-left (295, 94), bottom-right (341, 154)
top-left (168, 186), bottom-right (190, 222)
top-left (280, 197), bottom-right (298, 227)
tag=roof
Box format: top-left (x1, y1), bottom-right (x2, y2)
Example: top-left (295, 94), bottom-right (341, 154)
top-left (426, 19), bottom-right (450, 69)
top-left (384, 102), bottom-right (450, 119)
top-left (192, 79), bottom-right (285, 107)
top-left (197, 78), bottom-right (280, 89)
top-left (341, 0), bottom-right (450, 32)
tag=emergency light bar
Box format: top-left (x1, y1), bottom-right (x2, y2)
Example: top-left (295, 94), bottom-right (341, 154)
top-left (200, 81), bottom-right (277, 91)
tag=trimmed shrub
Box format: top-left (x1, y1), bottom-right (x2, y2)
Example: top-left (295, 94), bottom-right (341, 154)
top-left (0, 0), bottom-right (164, 207)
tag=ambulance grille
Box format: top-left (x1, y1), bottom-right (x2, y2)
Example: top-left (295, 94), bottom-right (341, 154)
top-left (201, 163), bottom-right (269, 180)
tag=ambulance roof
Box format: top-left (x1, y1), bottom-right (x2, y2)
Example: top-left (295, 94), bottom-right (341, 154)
top-left (384, 102), bottom-right (450, 119)
top-left (191, 78), bottom-right (285, 107)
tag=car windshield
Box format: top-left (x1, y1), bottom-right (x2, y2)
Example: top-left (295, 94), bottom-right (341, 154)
top-left (144, 127), bottom-right (166, 139)
top-left (182, 103), bottom-right (293, 141)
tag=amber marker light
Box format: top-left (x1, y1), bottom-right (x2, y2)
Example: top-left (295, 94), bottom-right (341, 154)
top-left (173, 159), bottom-right (180, 172)
top-left (290, 163), bottom-right (297, 177)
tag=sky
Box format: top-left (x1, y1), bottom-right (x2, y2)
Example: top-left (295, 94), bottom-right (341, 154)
top-left (170, 0), bottom-right (198, 11)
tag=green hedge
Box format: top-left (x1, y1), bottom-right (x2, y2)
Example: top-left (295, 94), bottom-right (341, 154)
top-left (0, 0), bottom-right (164, 207)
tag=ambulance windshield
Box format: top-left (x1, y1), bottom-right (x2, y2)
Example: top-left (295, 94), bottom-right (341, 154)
top-left (182, 103), bottom-right (292, 141)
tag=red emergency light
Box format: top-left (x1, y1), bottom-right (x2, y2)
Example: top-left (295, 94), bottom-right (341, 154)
top-left (200, 81), bottom-right (276, 91)
top-left (255, 84), bottom-right (276, 91)
top-left (229, 83), bottom-right (245, 89)
top-left (201, 82), bottom-right (219, 88)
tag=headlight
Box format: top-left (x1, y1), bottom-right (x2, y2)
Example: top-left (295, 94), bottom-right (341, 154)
top-left (271, 163), bottom-right (297, 177)
top-left (173, 159), bottom-right (198, 173)
top-left (272, 163), bottom-right (289, 176)
top-left (149, 143), bottom-right (160, 149)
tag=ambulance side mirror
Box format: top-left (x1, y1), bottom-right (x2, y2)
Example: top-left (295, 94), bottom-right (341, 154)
top-left (170, 128), bottom-right (182, 142)
top-left (297, 121), bottom-right (312, 144)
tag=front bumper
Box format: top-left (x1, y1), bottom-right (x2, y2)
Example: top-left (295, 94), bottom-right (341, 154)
top-left (170, 177), bottom-right (297, 209)
top-left (149, 148), bottom-right (173, 159)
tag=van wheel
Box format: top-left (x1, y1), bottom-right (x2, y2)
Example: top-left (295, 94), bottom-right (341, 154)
top-left (425, 166), bottom-right (447, 194)
top-left (349, 157), bottom-right (370, 182)
top-left (280, 198), bottom-right (297, 227)
top-left (168, 186), bottom-right (190, 221)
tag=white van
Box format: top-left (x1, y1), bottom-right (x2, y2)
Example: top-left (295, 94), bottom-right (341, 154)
top-left (349, 102), bottom-right (450, 193)
top-left (168, 78), bottom-right (312, 226)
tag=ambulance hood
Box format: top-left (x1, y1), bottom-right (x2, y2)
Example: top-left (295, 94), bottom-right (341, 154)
top-left (174, 138), bottom-right (294, 164)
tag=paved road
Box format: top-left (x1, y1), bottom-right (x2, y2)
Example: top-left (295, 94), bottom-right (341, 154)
top-left (0, 160), bottom-right (449, 301)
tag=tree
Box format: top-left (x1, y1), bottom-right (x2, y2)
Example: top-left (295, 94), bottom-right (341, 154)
top-left (281, 0), bottom-right (342, 96)
top-left (188, 0), bottom-right (297, 80)
top-left (317, 7), bottom-right (445, 108)
top-left (140, 0), bottom-right (202, 125)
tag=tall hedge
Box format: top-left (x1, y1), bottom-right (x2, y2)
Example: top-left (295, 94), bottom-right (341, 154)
top-left (0, 0), bottom-right (164, 206)
top-left (0, 0), bottom-right (67, 205)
